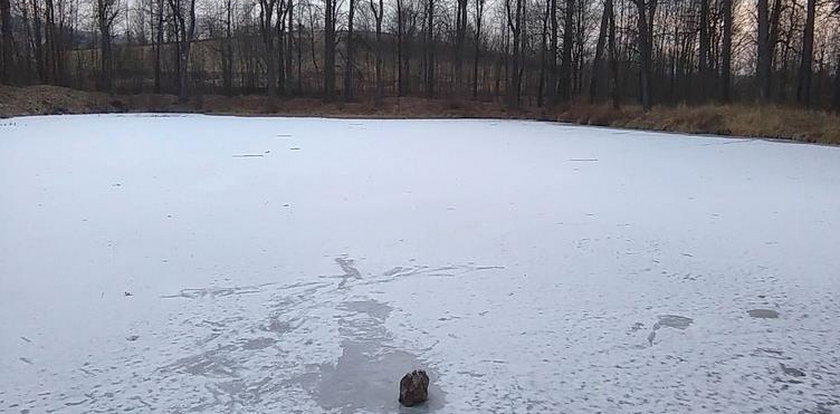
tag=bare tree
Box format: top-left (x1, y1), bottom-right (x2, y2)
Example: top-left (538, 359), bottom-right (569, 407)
top-left (1, 0), bottom-right (14, 83)
top-left (633, 0), bottom-right (654, 110)
top-left (424, 0), bottom-right (435, 97)
top-left (721, 0), bottom-right (732, 101)
top-left (207, 0), bottom-right (236, 95)
top-left (757, 0), bottom-right (771, 101)
top-left (223, 0), bottom-right (235, 96)
top-left (153, 0), bottom-right (164, 92)
top-left (538, 0), bottom-right (550, 106)
top-left (472, 0), bottom-right (485, 98)
top-left (548, 0), bottom-right (557, 102)
top-left (277, 0), bottom-right (290, 95)
top-left (31, 0), bottom-right (45, 82)
top-left (285, 0), bottom-right (294, 90)
top-left (505, 0), bottom-right (523, 106)
top-left (796, 0), bottom-right (815, 106)
top-left (454, 0), bottom-right (468, 93)
top-left (393, 0), bottom-right (417, 96)
top-left (834, 3), bottom-right (840, 111)
top-left (344, 0), bottom-right (356, 101)
top-left (559, 0), bottom-right (573, 100)
top-left (605, 0), bottom-right (618, 108)
top-left (168, 0), bottom-right (197, 102)
top-left (835, 55), bottom-right (840, 111)
top-left (698, 0), bottom-right (710, 100)
top-left (258, 0), bottom-right (278, 100)
top-left (396, 0), bottom-right (405, 95)
top-left (589, 0), bottom-right (609, 102)
top-left (0, 0), bottom-right (837, 112)
top-left (96, 0), bottom-right (120, 92)
top-left (369, 0), bottom-right (384, 100)
top-left (43, 0), bottom-right (58, 83)
top-left (324, 0), bottom-right (336, 99)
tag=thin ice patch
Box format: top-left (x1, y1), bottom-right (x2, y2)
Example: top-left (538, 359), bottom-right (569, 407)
top-left (648, 315), bottom-right (693, 346)
top-left (748, 309), bottom-right (780, 319)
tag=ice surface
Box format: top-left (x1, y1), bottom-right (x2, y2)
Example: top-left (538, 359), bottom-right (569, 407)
top-left (1, 114), bottom-right (839, 413)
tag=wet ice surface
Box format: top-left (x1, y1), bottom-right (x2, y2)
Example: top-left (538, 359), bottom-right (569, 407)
top-left (2, 115), bottom-right (840, 413)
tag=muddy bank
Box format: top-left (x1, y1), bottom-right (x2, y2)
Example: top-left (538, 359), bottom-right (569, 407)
top-left (2, 84), bottom-right (839, 144)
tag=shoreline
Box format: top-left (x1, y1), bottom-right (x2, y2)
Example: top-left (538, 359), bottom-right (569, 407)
top-left (2, 84), bottom-right (839, 145)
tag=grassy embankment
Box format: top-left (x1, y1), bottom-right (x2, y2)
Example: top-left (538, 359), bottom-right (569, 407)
top-left (2, 84), bottom-right (839, 145)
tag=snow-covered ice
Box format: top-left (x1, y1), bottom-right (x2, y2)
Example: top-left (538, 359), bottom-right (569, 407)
top-left (1, 114), bottom-right (839, 413)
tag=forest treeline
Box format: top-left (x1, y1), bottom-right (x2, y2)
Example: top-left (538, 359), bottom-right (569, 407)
top-left (0, 0), bottom-right (839, 110)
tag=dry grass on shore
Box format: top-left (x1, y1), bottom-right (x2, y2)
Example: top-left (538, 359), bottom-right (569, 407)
top-left (553, 103), bottom-right (840, 144)
top-left (2, 84), bottom-right (839, 145)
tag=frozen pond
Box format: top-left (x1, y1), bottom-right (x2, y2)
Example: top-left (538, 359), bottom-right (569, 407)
top-left (1, 114), bottom-right (839, 413)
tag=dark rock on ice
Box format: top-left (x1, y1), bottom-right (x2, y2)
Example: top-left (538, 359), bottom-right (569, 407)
top-left (399, 369), bottom-right (430, 407)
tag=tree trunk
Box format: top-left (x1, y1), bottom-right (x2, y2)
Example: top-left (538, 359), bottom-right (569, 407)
top-left (765, 0), bottom-right (782, 100)
top-left (97, 0), bottom-right (116, 93)
top-left (259, 0), bottom-right (278, 100)
top-left (606, 0), bottom-right (619, 109)
top-left (425, 0), bottom-right (435, 97)
top-left (173, 38), bottom-right (181, 93)
top-left (472, 0), bottom-right (484, 98)
top-left (472, 32), bottom-right (480, 98)
top-left (634, 0), bottom-right (652, 110)
top-left (100, 27), bottom-right (112, 92)
top-left (344, 0), bottom-right (355, 101)
top-left (559, 0), bottom-right (573, 100)
top-left (223, 0), bottom-right (233, 96)
top-left (169, 0), bottom-right (196, 102)
top-left (454, 0), bottom-right (467, 95)
top-left (796, 0), bottom-right (815, 107)
top-left (768, 0), bottom-right (782, 62)
top-left (396, 0), bottom-right (404, 96)
top-left (297, 21), bottom-right (302, 94)
top-left (0, 0), bottom-right (14, 84)
top-left (324, 0), bottom-right (335, 99)
top-left (549, 0), bottom-right (557, 102)
top-left (44, 0), bottom-right (56, 83)
top-left (19, 1), bottom-right (31, 81)
top-left (154, 0), bottom-right (163, 93)
top-left (277, 0), bottom-right (287, 96)
top-left (538, 0), bottom-right (549, 106)
top-left (698, 0), bottom-right (709, 101)
top-left (506, 0), bottom-right (522, 106)
top-left (589, 0), bottom-right (609, 103)
top-left (286, 0), bottom-right (294, 89)
top-left (757, 0), bottom-right (771, 101)
top-left (834, 55), bottom-right (840, 111)
top-left (31, 0), bottom-right (44, 82)
top-left (370, 0), bottom-right (384, 100)
top-left (721, 0), bottom-right (732, 102)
